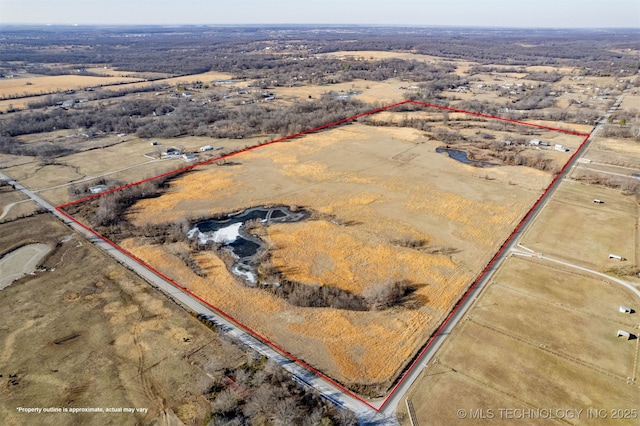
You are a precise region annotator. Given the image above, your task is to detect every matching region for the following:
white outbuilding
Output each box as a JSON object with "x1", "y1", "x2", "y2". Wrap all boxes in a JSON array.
[
  {"x1": 89, "y1": 184, "x2": 108, "y2": 194},
  {"x1": 617, "y1": 330, "x2": 632, "y2": 340},
  {"x1": 619, "y1": 306, "x2": 633, "y2": 314}
]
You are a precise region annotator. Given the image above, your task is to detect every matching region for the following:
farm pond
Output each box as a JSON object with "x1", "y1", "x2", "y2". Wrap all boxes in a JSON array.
[
  {"x1": 436, "y1": 147, "x2": 496, "y2": 167},
  {"x1": 187, "y1": 206, "x2": 308, "y2": 283}
]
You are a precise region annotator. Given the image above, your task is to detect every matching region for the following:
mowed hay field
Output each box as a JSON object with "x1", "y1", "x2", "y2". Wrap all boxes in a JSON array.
[
  {"x1": 0, "y1": 213, "x2": 247, "y2": 426},
  {"x1": 273, "y1": 78, "x2": 415, "y2": 105},
  {"x1": 0, "y1": 74, "x2": 142, "y2": 98},
  {"x1": 521, "y1": 180, "x2": 638, "y2": 270},
  {"x1": 0, "y1": 70, "x2": 235, "y2": 112},
  {"x1": 119, "y1": 118, "x2": 560, "y2": 392},
  {"x1": 399, "y1": 255, "x2": 640, "y2": 425}
]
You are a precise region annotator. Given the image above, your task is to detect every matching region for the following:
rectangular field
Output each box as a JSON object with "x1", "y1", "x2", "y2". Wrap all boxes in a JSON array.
[
  {"x1": 521, "y1": 178, "x2": 637, "y2": 270},
  {"x1": 60, "y1": 102, "x2": 588, "y2": 398},
  {"x1": 400, "y1": 255, "x2": 640, "y2": 425}
]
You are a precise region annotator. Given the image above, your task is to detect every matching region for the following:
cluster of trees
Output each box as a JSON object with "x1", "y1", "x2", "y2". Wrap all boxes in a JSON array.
[
  {"x1": 3, "y1": 26, "x2": 637, "y2": 78},
  {"x1": 74, "y1": 173, "x2": 180, "y2": 231},
  {"x1": 258, "y1": 257, "x2": 415, "y2": 311},
  {"x1": 573, "y1": 170, "x2": 640, "y2": 197},
  {"x1": 0, "y1": 132, "x2": 79, "y2": 158},
  {"x1": 136, "y1": 96, "x2": 373, "y2": 139},
  {"x1": 0, "y1": 95, "x2": 372, "y2": 150},
  {"x1": 488, "y1": 150, "x2": 558, "y2": 172},
  {"x1": 204, "y1": 355, "x2": 357, "y2": 425},
  {"x1": 24, "y1": 83, "x2": 170, "y2": 109},
  {"x1": 603, "y1": 110, "x2": 640, "y2": 140},
  {"x1": 525, "y1": 71, "x2": 564, "y2": 82},
  {"x1": 507, "y1": 84, "x2": 556, "y2": 110}
]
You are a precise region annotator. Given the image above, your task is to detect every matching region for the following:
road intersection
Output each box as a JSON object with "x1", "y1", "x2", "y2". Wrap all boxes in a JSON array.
[{"x1": 1, "y1": 77, "x2": 636, "y2": 423}]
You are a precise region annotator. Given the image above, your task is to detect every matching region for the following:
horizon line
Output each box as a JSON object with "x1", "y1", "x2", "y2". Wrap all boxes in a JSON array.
[{"x1": 1, "y1": 23, "x2": 638, "y2": 31}]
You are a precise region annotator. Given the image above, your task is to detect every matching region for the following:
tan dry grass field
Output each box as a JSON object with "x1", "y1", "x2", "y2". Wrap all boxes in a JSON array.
[
  {"x1": 99, "y1": 71, "x2": 236, "y2": 93},
  {"x1": 399, "y1": 255, "x2": 640, "y2": 425},
  {"x1": 618, "y1": 92, "x2": 640, "y2": 111},
  {"x1": 273, "y1": 78, "x2": 415, "y2": 105},
  {"x1": 0, "y1": 71, "x2": 236, "y2": 112},
  {"x1": 319, "y1": 50, "x2": 479, "y2": 76},
  {"x1": 521, "y1": 181, "x2": 637, "y2": 271},
  {"x1": 589, "y1": 137, "x2": 640, "y2": 161},
  {"x1": 0, "y1": 186, "x2": 41, "y2": 223},
  {"x1": 320, "y1": 50, "x2": 459, "y2": 63},
  {"x1": 0, "y1": 74, "x2": 143, "y2": 99},
  {"x1": 84, "y1": 67, "x2": 173, "y2": 80},
  {"x1": 0, "y1": 212, "x2": 248, "y2": 426},
  {"x1": 117, "y1": 119, "x2": 563, "y2": 391}
]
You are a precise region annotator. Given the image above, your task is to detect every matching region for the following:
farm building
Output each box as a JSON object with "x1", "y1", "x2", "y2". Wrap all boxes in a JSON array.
[
  {"x1": 593, "y1": 199, "x2": 604, "y2": 204},
  {"x1": 529, "y1": 139, "x2": 541, "y2": 146},
  {"x1": 200, "y1": 145, "x2": 213, "y2": 152},
  {"x1": 619, "y1": 306, "x2": 633, "y2": 314},
  {"x1": 89, "y1": 185, "x2": 108, "y2": 194},
  {"x1": 617, "y1": 330, "x2": 633, "y2": 340},
  {"x1": 609, "y1": 254, "x2": 624, "y2": 261},
  {"x1": 182, "y1": 153, "x2": 196, "y2": 162},
  {"x1": 554, "y1": 144, "x2": 569, "y2": 152}
]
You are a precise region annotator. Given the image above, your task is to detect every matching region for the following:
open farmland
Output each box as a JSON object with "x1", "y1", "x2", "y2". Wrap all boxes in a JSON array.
[
  {"x1": 1, "y1": 131, "x2": 269, "y2": 207},
  {"x1": 397, "y1": 119, "x2": 640, "y2": 424},
  {"x1": 0, "y1": 74, "x2": 143, "y2": 99},
  {"x1": 398, "y1": 251, "x2": 640, "y2": 425},
  {"x1": 0, "y1": 213, "x2": 248, "y2": 426},
  {"x1": 520, "y1": 182, "x2": 638, "y2": 270},
  {"x1": 64, "y1": 107, "x2": 588, "y2": 396},
  {"x1": 2, "y1": 25, "x2": 638, "y2": 422}
]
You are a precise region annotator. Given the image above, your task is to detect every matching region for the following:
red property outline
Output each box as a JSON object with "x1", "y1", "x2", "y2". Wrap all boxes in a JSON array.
[{"x1": 56, "y1": 101, "x2": 591, "y2": 412}]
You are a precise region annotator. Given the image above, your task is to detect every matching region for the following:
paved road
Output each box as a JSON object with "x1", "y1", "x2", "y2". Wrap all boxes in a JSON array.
[
  {"x1": 1, "y1": 76, "x2": 635, "y2": 423},
  {"x1": 0, "y1": 171, "x2": 393, "y2": 425},
  {"x1": 377, "y1": 74, "x2": 638, "y2": 417}
]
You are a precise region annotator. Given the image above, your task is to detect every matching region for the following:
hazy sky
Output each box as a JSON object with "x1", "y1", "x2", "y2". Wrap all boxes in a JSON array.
[{"x1": 1, "y1": 0, "x2": 639, "y2": 28}]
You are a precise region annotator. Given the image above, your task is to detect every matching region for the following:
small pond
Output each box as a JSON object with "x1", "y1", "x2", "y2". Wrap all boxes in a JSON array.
[
  {"x1": 436, "y1": 147, "x2": 496, "y2": 167},
  {"x1": 187, "y1": 206, "x2": 308, "y2": 284}
]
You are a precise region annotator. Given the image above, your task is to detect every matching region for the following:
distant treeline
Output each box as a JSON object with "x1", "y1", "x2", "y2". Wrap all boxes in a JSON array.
[
  {"x1": 1, "y1": 26, "x2": 637, "y2": 75},
  {"x1": 0, "y1": 96, "x2": 372, "y2": 157}
]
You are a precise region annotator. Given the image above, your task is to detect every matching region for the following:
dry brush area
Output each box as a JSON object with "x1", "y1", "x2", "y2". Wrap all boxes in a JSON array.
[{"x1": 60, "y1": 114, "x2": 583, "y2": 396}]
